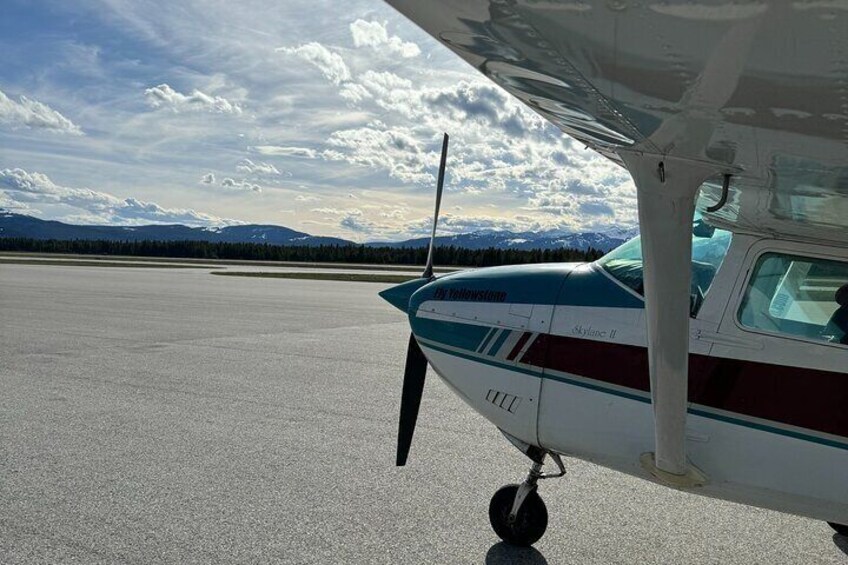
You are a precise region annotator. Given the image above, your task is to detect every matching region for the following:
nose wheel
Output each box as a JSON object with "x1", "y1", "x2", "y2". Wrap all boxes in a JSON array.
[{"x1": 488, "y1": 452, "x2": 565, "y2": 547}]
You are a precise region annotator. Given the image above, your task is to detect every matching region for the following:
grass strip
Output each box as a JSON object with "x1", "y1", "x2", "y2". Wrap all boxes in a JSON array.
[{"x1": 210, "y1": 271, "x2": 417, "y2": 284}]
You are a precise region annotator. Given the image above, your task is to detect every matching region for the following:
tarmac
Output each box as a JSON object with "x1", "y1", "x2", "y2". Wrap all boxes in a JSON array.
[{"x1": 1, "y1": 264, "x2": 846, "y2": 564}]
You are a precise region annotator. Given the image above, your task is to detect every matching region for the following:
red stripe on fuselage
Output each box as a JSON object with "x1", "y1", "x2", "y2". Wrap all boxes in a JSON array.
[
  {"x1": 506, "y1": 332, "x2": 532, "y2": 361},
  {"x1": 520, "y1": 334, "x2": 848, "y2": 439}
]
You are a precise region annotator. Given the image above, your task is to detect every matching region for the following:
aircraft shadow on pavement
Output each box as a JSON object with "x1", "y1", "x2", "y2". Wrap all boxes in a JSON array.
[
  {"x1": 485, "y1": 541, "x2": 548, "y2": 565},
  {"x1": 834, "y1": 533, "x2": 848, "y2": 557}
]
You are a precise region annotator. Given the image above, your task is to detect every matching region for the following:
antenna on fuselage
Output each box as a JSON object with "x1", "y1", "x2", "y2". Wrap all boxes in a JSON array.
[{"x1": 422, "y1": 133, "x2": 449, "y2": 279}]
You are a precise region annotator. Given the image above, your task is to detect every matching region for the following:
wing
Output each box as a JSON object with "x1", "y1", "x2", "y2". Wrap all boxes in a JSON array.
[
  {"x1": 387, "y1": 0, "x2": 848, "y2": 245},
  {"x1": 387, "y1": 0, "x2": 848, "y2": 484}
]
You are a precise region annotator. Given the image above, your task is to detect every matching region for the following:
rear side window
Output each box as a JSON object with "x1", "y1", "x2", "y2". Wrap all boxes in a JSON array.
[{"x1": 738, "y1": 253, "x2": 848, "y2": 345}]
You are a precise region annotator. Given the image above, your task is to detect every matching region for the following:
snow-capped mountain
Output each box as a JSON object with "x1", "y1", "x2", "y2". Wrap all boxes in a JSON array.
[
  {"x1": 0, "y1": 211, "x2": 354, "y2": 247},
  {"x1": 367, "y1": 228, "x2": 638, "y2": 252},
  {"x1": 0, "y1": 211, "x2": 637, "y2": 252}
]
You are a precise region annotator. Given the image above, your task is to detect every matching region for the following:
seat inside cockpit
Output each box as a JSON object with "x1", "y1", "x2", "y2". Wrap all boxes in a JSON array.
[{"x1": 822, "y1": 284, "x2": 848, "y2": 345}]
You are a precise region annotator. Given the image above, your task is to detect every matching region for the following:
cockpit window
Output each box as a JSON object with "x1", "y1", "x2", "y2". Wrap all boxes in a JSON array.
[{"x1": 596, "y1": 219, "x2": 732, "y2": 316}]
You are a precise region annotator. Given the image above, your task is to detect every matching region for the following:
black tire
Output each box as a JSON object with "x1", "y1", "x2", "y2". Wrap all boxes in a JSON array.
[
  {"x1": 828, "y1": 522, "x2": 848, "y2": 536},
  {"x1": 488, "y1": 484, "x2": 548, "y2": 547}
]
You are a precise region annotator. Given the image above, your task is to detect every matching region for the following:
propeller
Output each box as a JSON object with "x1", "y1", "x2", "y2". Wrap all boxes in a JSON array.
[
  {"x1": 422, "y1": 133, "x2": 449, "y2": 280},
  {"x1": 396, "y1": 132, "x2": 449, "y2": 466},
  {"x1": 396, "y1": 333, "x2": 428, "y2": 466}
]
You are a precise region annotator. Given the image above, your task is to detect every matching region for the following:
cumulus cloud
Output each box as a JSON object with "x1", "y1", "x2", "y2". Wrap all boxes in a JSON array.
[
  {"x1": 323, "y1": 126, "x2": 433, "y2": 184},
  {"x1": 144, "y1": 84, "x2": 242, "y2": 114},
  {"x1": 0, "y1": 89, "x2": 82, "y2": 135},
  {"x1": 358, "y1": 70, "x2": 413, "y2": 97},
  {"x1": 295, "y1": 194, "x2": 320, "y2": 202},
  {"x1": 399, "y1": 213, "x2": 548, "y2": 236},
  {"x1": 340, "y1": 212, "x2": 376, "y2": 233},
  {"x1": 349, "y1": 19, "x2": 420, "y2": 58},
  {"x1": 276, "y1": 43, "x2": 350, "y2": 85},
  {"x1": 220, "y1": 177, "x2": 261, "y2": 192},
  {"x1": 0, "y1": 168, "x2": 237, "y2": 226},
  {"x1": 339, "y1": 83, "x2": 370, "y2": 103},
  {"x1": 272, "y1": 43, "x2": 637, "y2": 231},
  {"x1": 331, "y1": 209, "x2": 560, "y2": 240},
  {"x1": 201, "y1": 172, "x2": 216, "y2": 184},
  {"x1": 311, "y1": 207, "x2": 348, "y2": 215},
  {"x1": 236, "y1": 158, "x2": 280, "y2": 176}
]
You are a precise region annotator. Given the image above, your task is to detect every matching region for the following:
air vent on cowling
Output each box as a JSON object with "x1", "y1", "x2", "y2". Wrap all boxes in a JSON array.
[{"x1": 486, "y1": 389, "x2": 521, "y2": 414}]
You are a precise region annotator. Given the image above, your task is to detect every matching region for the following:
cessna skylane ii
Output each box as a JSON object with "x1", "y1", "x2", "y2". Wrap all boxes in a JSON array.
[{"x1": 378, "y1": 0, "x2": 848, "y2": 547}]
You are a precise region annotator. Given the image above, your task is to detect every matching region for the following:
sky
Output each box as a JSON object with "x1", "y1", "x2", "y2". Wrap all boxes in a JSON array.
[{"x1": 0, "y1": 0, "x2": 638, "y2": 241}]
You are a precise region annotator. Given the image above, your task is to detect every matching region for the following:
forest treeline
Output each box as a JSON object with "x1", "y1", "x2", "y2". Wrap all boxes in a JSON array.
[{"x1": 0, "y1": 237, "x2": 604, "y2": 267}]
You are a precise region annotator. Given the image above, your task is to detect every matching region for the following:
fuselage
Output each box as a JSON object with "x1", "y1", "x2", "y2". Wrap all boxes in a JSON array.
[{"x1": 385, "y1": 229, "x2": 848, "y2": 524}]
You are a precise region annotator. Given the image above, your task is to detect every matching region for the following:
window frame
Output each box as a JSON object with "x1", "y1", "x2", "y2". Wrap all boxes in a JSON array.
[{"x1": 732, "y1": 242, "x2": 848, "y2": 350}]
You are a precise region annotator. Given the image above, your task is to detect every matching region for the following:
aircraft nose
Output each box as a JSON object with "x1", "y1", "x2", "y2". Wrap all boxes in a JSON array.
[{"x1": 379, "y1": 277, "x2": 432, "y2": 313}]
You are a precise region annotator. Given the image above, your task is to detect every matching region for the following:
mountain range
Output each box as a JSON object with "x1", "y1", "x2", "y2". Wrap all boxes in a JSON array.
[
  {"x1": 365, "y1": 228, "x2": 636, "y2": 252},
  {"x1": 0, "y1": 211, "x2": 635, "y2": 252}
]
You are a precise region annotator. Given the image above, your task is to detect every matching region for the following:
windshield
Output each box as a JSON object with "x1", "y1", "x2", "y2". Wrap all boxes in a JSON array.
[{"x1": 596, "y1": 219, "x2": 732, "y2": 315}]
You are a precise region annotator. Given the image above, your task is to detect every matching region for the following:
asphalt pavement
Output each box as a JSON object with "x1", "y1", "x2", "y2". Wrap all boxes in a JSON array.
[{"x1": 1, "y1": 264, "x2": 845, "y2": 564}]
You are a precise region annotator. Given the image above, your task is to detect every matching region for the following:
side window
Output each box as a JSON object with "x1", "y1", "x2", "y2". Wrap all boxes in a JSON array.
[{"x1": 738, "y1": 253, "x2": 848, "y2": 345}]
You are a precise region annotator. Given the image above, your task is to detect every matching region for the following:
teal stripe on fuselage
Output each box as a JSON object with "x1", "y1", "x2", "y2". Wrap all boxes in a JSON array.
[
  {"x1": 409, "y1": 262, "x2": 644, "y2": 312},
  {"x1": 412, "y1": 317, "x2": 491, "y2": 353},
  {"x1": 477, "y1": 327, "x2": 497, "y2": 353},
  {"x1": 488, "y1": 329, "x2": 511, "y2": 356}
]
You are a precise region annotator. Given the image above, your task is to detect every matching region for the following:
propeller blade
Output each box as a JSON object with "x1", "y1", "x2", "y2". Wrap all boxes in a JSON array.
[
  {"x1": 422, "y1": 133, "x2": 449, "y2": 279},
  {"x1": 397, "y1": 333, "x2": 428, "y2": 466}
]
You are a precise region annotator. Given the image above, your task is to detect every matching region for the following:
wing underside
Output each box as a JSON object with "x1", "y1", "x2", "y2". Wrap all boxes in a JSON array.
[{"x1": 387, "y1": 0, "x2": 848, "y2": 245}]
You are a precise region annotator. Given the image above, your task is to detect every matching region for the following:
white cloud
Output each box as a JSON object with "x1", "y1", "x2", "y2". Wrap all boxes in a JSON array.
[
  {"x1": 251, "y1": 145, "x2": 318, "y2": 159},
  {"x1": 339, "y1": 83, "x2": 371, "y2": 103},
  {"x1": 276, "y1": 42, "x2": 350, "y2": 85},
  {"x1": 323, "y1": 126, "x2": 433, "y2": 184},
  {"x1": 220, "y1": 177, "x2": 261, "y2": 192},
  {"x1": 0, "y1": 89, "x2": 82, "y2": 135},
  {"x1": 340, "y1": 212, "x2": 376, "y2": 233},
  {"x1": 144, "y1": 83, "x2": 242, "y2": 114},
  {"x1": 0, "y1": 168, "x2": 237, "y2": 226},
  {"x1": 236, "y1": 158, "x2": 280, "y2": 176},
  {"x1": 2, "y1": 0, "x2": 639, "y2": 238},
  {"x1": 349, "y1": 19, "x2": 420, "y2": 58},
  {"x1": 201, "y1": 172, "x2": 216, "y2": 184},
  {"x1": 275, "y1": 54, "x2": 637, "y2": 232},
  {"x1": 358, "y1": 70, "x2": 413, "y2": 97},
  {"x1": 311, "y1": 207, "x2": 348, "y2": 215}
]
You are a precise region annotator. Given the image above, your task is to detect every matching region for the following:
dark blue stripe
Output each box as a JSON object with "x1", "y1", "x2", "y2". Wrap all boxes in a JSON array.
[
  {"x1": 488, "y1": 330, "x2": 511, "y2": 356},
  {"x1": 412, "y1": 318, "x2": 491, "y2": 352},
  {"x1": 477, "y1": 327, "x2": 496, "y2": 353}
]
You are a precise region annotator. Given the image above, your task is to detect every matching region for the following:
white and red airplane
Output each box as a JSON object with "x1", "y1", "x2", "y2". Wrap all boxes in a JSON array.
[{"x1": 379, "y1": 1, "x2": 848, "y2": 547}]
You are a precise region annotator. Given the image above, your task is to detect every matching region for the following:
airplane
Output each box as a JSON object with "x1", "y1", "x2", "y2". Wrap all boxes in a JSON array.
[{"x1": 377, "y1": 1, "x2": 848, "y2": 547}]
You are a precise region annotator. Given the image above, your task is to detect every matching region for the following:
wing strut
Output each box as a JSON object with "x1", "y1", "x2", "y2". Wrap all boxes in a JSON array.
[{"x1": 622, "y1": 154, "x2": 713, "y2": 486}]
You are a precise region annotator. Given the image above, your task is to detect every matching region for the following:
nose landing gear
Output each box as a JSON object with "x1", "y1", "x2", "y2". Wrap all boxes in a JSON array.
[{"x1": 488, "y1": 452, "x2": 566, "y2": 546}]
